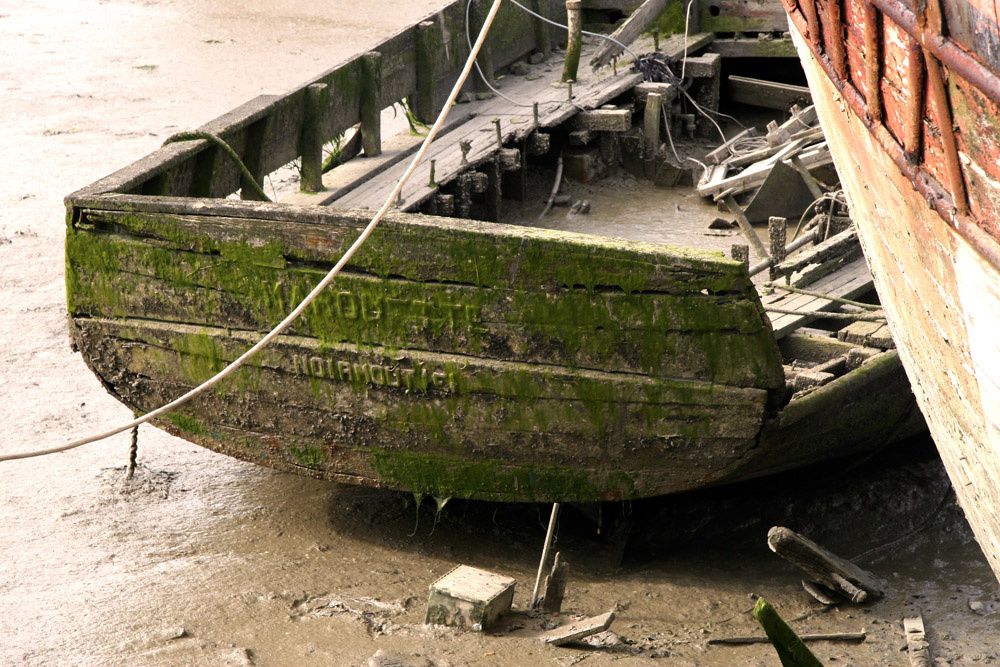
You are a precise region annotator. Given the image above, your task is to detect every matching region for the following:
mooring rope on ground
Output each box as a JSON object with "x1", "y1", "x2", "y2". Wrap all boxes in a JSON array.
[{"x1": 0, "y1": 0, "x2": 507, "y2": 463}]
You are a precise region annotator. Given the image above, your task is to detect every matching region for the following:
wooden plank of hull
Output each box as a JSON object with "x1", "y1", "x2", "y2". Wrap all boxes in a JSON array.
[
  {"x1": 66, "y1": 203, "x2": 785, "y2": 390},
  {"x1": 71, "y1": 317, "x2": 768, "y2": 502},
  {"x1": 792, "y1": 24, "x2": 1000, "y2": 579}
]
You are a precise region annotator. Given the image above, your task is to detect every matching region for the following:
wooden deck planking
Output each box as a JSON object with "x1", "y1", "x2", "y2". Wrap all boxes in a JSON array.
[
  {"x1": 761, "y1": 257, "x2": 874, "y2": 338},
  {"x1": 330, "y1": 55, "x2": 642, "y2": 212}
]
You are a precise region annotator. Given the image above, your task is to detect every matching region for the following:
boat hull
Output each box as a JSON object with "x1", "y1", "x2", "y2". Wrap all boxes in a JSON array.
[{"x1": 790, "y1": 23, "x2": 1000, "y2": 578}]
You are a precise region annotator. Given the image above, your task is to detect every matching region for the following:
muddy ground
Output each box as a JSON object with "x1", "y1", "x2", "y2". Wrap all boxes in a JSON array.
[{"x1": 1, "y1": 1, "x2": 998, "y2": 665}]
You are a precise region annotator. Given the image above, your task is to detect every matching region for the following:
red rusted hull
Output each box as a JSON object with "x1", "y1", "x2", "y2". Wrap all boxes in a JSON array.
[{"x1": 784, "y1": 4, "x2": 1000, "y2": 580}]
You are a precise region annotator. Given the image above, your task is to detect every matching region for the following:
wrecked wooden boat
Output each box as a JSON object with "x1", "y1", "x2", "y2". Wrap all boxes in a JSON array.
[
  {"x1": 66, "y1": 0, "x2": 923, "y2": 502},
  {"x1": 781, "y1": 0, "x2": 1000, "y2": 578}
]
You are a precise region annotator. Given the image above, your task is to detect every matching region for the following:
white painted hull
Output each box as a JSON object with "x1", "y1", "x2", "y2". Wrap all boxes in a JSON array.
[{"x1": 792, "y1": 24, "x2": 1000, "y2": 579}]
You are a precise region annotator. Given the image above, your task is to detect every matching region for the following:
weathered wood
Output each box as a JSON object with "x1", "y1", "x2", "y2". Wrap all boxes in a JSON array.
[
  {"x1": 767, "y1": 526, "x2": 884, "y2": 603},
  {"x1": 705, "y1": 127, "x2": 758, "y2": 165},
  {"x1": 762, "y1": 257, "x2": 875, "y2": 338},
  {"x1": 426, "y1": 565, "x2": 515, "y2": 630},
  {"x1": 563, "y1": 0, "x2": 583, "y2": 82},
  {"x1": 774, "y1": 227, "x2": 859, "y2": 277},
  {"x1": 903, "y1": 616, "x2": 932, "y2": 667},
  {"x1": 708, "y1": 630, "x2": 866, "y2": 645},
  {"x1": 571, "y1": 108, "x2": 632, "y2": 132},
  {"x1": 720, "y1": 193, "x2": 771, "y2": 261},
  {"x1": 699, "y1": 141, "x2": 832, "y2": 197},
  {"x1": 360, "y1": 52, "x2": 384, "y2": 157},
  {"x1": 299, "y1": 83, "x2": 329, "y2": 193},
  {"x1": 731, "y1": 244, "x2": 750, "y2": 267},
  {"x1": 530, "y1": 0, "x2": 552, "y2": 56},
  {"x1": 539, "y1": 552, "x2": 568, "y2": 614},
  {"x1": 540, "y1": 611, "x2": 615, "y2": 645},
  {"x1": 751, "y1": 598, "x2": 824, "y2": 667},
  {"x1": 644, "y1": 92, "x2": 663, "y2": 178},
  {"x1": 71, "y1": 316, "x2": 772, "y2": 501},
  {"x1": 633, "y1": 82, "x2": 676, "y2": 105},
  {"x1": 68, "y1": 201, "x2": 781, "y2": 387},
  {"x1": 239, "y1": 115, "x2": 271, "y2": 201},
  {"x1": 726, "y1": 75, "x2": 812, "y2": 110},
  {"x1": 414, "y1": 21, "x2": 440, "y2": 124},
  {"x1": 470, "y1": 0, "x2": 497, "y2": 92},
  {"x1": 527, "y1": 131, "x2": 551, "y2": 155},
  {"x1": 589, "y1": 0, "x2": 672, "y2": 69},
  {"x1": 768, "y1": 216, "x2": 787, "y2": 280}
]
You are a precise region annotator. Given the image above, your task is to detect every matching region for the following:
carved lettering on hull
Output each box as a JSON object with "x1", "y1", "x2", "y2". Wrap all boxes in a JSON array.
[
  {"x1": 292, "y1": 353, "x2": 460, "y2": 393},
  {"x1": 331, "y1": 290, "x2": 481, "y2": 330}
]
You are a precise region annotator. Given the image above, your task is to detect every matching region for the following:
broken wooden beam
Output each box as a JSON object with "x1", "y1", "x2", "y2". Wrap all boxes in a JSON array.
[
  {"x1": 539, "y1": 611, "x2": 615, "y2": 646},
  {"x1": 767, "y1": 526, "x2": 884, "y2": 603},
  {"x1": 774, "y1": 227, "x2": 859, "y2": 278},
  {"x1": 590, "y1": 0, "x2": 672, "y2": 69},
  {"x1": 539, "y1": 552, "x2": 568, "y2": 614},
  {"x1": 727, "y1": 75, "x2": 813, "y2": 110},
  {"x1": 705, "y1": 127, "x2": 759, "y2": 165}
]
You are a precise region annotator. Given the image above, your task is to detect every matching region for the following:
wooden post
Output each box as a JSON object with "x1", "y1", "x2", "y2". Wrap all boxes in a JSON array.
[
  {"x1": 485, "y1": 156, "x2": 502, "y2": 221},
  {"x1": 562, "y1": 1, "x2": 582, "y2": 83},
  {"x1": 644, "y1": 92, "x2": 663, "y2": 178},
  {"x1": 721, "y1": 191, "x2": 771, "y2": 261},
  {"x1": 731, "y1": 244, "x2": 750, "y2": 267},
  {"x1": 414, "y1": 21, "x2": 439, "y2": 125},
  {"x1": 457, "y1": 173, "x2": 473, "y2": 218},
  {"x1": 471, "y1": 0, "x2": 496, "y2": 95},
  {"x1": 529, "y1": 0, "x2": 552, "y2": 57},
  {"x1": 360, "y1": 51, "x2": 383, "y2": 157},
  {"x1": 240, "y1": 116, "x2": 271, "y2": 201},
  {"x1": 299, "y1": 83, "x2": 328, "y2": 193},
  {"x1": 768, "y1": 216, "x2": 787, "y2": 281}
]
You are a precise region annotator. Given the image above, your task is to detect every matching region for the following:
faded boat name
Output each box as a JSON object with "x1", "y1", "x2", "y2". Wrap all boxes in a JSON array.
[
  {"x1": 292, "y1": 354, "x2": 460, "y2": 393},
  {"x1": 328, "y1": 291, "x2": 481, "y2": 328}
]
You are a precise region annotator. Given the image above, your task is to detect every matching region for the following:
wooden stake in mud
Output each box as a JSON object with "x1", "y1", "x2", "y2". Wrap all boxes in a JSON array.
[
  {"x1": 562, "y1": 1, "x2": 582, "y2": 83},
  {"x1": 532, "y1": 503, "x2": 561, "y2": 608},
  {"x1": 471, "y1": 0, "x2": 497, "y2": 93},
  {"x1": 360, "y1": 51, "x2": 384, "y2": 157},
  {"x1": 299, "y1": 83, "x2": 328, "y2": 193},
  {"x1": 768, "y1": 216, "x2": 787, "y2": 281}
]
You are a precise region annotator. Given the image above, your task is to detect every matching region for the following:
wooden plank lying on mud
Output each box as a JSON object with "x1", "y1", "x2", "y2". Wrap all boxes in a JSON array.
[
  {"x1": 68, "y1": 203, "x2": 785, "y2": 388},
  {"x1": 726, "y1": 75, "x2": 812, "y2": 110},
  {"x1": 70, "y1": 317, "x2": 770, "y2": 502}
]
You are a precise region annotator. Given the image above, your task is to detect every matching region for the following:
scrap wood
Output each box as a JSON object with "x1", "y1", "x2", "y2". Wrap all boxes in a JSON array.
[
  {"x1": 540, "y1": 611, "x2": 616, "y2": 646},
  {"x1": 752, "y1": 598, "x2": 824, "y2": 667},
  {"x1": 708, "y1": 629, "x2": 866, "y2": 645},
  {"x1": 767, "y1": 527, "x2": 884, "y2": 603},
  {"x1": 903, "y1": 615, "x2": 932, "y2": 667},
  {"x1": 589, "y1": 0, "x2": 672, "y2": 69}
]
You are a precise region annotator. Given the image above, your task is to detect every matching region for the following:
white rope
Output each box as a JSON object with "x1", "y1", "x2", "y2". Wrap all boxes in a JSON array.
[{"x1": 0, "y1": 0, "x2": 507, "y2": 463}]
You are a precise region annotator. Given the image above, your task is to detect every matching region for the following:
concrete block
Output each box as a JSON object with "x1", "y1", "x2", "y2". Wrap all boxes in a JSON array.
[{"x1": 425, "y1": 565, "x2": 516, "y2": 631}]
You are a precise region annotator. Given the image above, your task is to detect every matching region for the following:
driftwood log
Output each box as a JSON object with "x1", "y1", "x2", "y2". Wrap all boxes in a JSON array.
[{"x1": 767, "y1": 526, "x2": 884, "y2": 603}]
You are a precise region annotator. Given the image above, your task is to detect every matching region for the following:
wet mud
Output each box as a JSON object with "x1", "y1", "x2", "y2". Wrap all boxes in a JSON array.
[{"x1": 2, "y1": 1, "x2": 998, "y2": 665}]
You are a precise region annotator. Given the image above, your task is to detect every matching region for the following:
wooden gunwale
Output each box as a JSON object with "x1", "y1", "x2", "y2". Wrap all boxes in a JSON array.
[{"x1": 784, "y1": 0, "x2": 1000, "y2": 272}]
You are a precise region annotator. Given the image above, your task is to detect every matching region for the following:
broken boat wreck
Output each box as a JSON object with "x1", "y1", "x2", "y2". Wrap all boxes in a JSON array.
[{"x1": 66, "y1": 0, "x2": 925, "y2": 502}]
